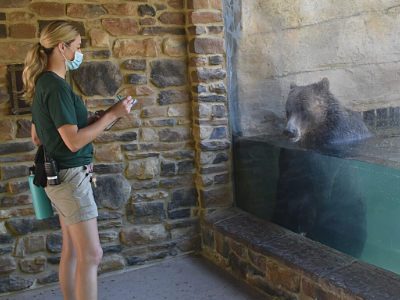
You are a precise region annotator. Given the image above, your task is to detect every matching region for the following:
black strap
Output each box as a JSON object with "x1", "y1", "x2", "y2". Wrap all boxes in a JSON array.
[{"x1": 33, "y1": 145, "x2": 47, "y2": 188}]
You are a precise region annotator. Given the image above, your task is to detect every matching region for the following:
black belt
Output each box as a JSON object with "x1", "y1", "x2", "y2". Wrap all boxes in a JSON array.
[{"x1": 58, "y1": 164, "x2": 89, "y2": 170}]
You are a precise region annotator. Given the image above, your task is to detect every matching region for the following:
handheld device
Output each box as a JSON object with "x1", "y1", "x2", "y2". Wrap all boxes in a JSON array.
[{"x1": 41, "y1": 131, "x2": 60, "y2": 185}]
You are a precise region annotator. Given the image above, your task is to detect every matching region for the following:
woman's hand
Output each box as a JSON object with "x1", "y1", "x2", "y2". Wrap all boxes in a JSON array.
[
  {"x1": 91, "y1": 110, "x2": 105, "y2": 124},
  {"x1": 106, "y1": 96, "x2": 134, "y2": 119},
  {"x1": 87, "y1": 111, "x2": 103, "y2": 125}
]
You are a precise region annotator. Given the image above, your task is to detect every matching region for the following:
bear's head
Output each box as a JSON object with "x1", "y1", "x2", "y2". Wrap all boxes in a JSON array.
[{"x1": 284, "y1": 77, "x2": 333, "y2": 142}]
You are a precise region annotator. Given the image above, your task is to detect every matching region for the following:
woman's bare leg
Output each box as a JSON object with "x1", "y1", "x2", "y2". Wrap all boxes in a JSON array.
[
  {"x1": 59, "y1": 215, "x2": 77, "y2": 300},
  {"x1": 68, "y1": 218, "x2": 103, "y2": 300}
]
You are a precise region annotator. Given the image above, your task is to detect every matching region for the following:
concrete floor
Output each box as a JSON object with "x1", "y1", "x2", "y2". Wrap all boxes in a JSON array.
[{"x1": 0, "y1": 254, "x2": 267, "y2": 300}]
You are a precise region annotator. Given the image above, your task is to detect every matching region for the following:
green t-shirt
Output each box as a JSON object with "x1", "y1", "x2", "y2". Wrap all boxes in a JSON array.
[{"x1": 31, "y1": 71, "x2": 93, "y2": 168}]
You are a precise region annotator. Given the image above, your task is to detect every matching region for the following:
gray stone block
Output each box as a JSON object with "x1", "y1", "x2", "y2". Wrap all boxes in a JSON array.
[
  {"x1": 169, "y1": 188, "x2": 198, "y2": 210},
  {"x1": 159, "y1": 128, "x2": 190, "y2": 142},
  {"x1": 203, "y1": 226, "x2": 215, "y2": 249},
  {"x1": 212, "y1": 152, "x2": 229, "y2": 164},
  {"x1": 210, "y1": 127, "x2": 227, "y2": 139},
  {"x1": 150, "y1": 60, "x2": 187, "y2": 88},
  {"x1": 128, "y1": 73, "x2": 147, "y2": 84},
  {"x1": 0, "y1": 24, "x2": 8, "y2": 38},
  {"x1": 47, "y1": 256, "x2": 61, "y2": 265},
  {"x1": 37, "y1": 271, "x2": 59, "y2": 284},
  {"x1": 139, "y1": 4, "x2": 156, "y2": 17},
  {"x1": 1, "y1": 165, "x2": 29, "y2": 181},
  {"x1": 72, "y1": 61, "x2": 123, "y2": 97},
  {"x1": 122, "y1": 144, "x2": 139, "y2": 151},
  {"x1": 97, "y1": 211, "x2": 123, "y2": 222},
  {"x1": 192, "y1": 85, "x2": 207, "y2": 94},
  {"x1": 161, "y1": 161, "x2": 176, "y2": 176},
  {"x1": 0, "y1": 235, "x2": 13, "y2": 245},
  {"x1": 158, "y1": 90, "x2": 191, "y2": 105},
  {"x1": 47, "y1": 232, "x2": 63, "y2": 253},
  {"x1": 169, "y1": 209, "x2": 191, "y2": 219},
  {"x1": 196, "y1": 68, "x2": 226, "y2": 83},
  {"x1": 131, "y1": 202, "x2": 167, "y2": 222},
  {"x1": 0, "y1": 275, "x2": 34, "y2": 293},
  {"x1": 124, "y1": 59, "x2": 146, "y2": 71},
  {"x1": 177, "y1": 160, "x2": 195, "y2": 174},
  {"x1": 196, "y1": 95, "x2": 226, "y2": 103},
  {"x1": 0, "y1": 247, "x2": 12, "y2": 255},
  {"x1": 142, "y1": 26, "x2": 186, "y2": 36},
  {"x1": 0, "y1": 256, "x2": 16, "y2": 274},
  {"x1": 155, "y1": 3, "x2": 167, "y2": 10},
  {"x1": 93, "y1": 174, "x2": 131, "y2": 209},
  {"x1": 7, "y1": 215, "x2": 60, "y2": 235},
  {"x1": 209, "y1": 83, "x2": 226, "y2": 93},
  {"x1": 93, "y1": 163, "x2": 124, "y2": 174},
  {"x1": 20, "y1": 255, "x2": 46, "y2": 273},
  {"x1": 0, "y1": 142, "x2": 35, "y2": 156},
  {"x1": 199, "y1": 140, "x2": 231, "y2": 151},
  {"x1": 99, "y1": 231, "x2": 118, "y2": 243},
  {"x1": 102, "y1": 245, "x2": 124, "y2": 254},
  {"x1": 210, "y1": 55, "x2": 223, "y2": 65},
  {"x1": 1, "y1": 195, "x2": 32, "y2": 207},
  {"x1": 212, "y1": 105, "x2": 227, "y2": 118}
]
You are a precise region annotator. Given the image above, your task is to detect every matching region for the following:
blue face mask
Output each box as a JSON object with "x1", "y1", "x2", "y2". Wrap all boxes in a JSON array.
[{"x1": 61, "y1": 43, "x2": 83, "y2": 71}]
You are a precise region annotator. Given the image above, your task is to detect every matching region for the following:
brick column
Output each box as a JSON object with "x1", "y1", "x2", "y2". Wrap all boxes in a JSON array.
[{"x1": 186, "y1": 0, "x2": 233, "y2": 216}]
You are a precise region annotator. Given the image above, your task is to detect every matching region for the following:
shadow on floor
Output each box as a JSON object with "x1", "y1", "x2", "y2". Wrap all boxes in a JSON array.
[{"x1": 0, "y1": 254, "x2": 266, "y2": 300}]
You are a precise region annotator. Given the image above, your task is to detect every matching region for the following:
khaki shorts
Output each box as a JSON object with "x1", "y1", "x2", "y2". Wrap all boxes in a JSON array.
[{"x1": 45, "y1": 165, "x2": 98, "y2": 226}]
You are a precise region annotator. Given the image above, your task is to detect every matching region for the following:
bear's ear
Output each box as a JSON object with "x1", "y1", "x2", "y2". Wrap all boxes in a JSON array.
[
  {"x1": 318, "y1": 77, "x2": 330, "y2": 91},
  {"x1": 290, "y1": 82, "x2": 297, "y2": 89}
]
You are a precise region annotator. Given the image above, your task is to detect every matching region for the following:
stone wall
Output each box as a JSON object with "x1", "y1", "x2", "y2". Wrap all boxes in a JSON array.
[
  {"x1": 202, "y1": 207, "x2": 400, "y2": 300},
  {"x1": 232, "y1": 0, "x2": 400, "y2": 136},
  {"x1": 0, "y1": 0, "x2": 231, "y2": 293}
]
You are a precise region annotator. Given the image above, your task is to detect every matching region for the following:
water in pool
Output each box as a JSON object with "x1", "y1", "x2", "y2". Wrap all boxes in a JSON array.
[{"x1": 233, "y1": 134, "x2": 400, "y2": 274}]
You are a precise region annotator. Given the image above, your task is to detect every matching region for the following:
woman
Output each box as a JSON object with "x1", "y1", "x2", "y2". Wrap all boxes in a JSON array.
[{"x1": 22, "y1": 21, "x2": 133, "y2": 300}]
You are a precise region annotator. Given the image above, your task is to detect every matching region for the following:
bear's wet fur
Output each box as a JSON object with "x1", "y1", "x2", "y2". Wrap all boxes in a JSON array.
[
  {"x1": 274, "y1": 77, "x2": 369, "y2": 258},
  {"x1": 284, "y1": 77, "x2": 373, "y2": 146}
]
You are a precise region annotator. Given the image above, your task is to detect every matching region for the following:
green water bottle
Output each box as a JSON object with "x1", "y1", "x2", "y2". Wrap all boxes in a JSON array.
[{"x1": 28, "y1": 167, "x2": 53, "y2": 220}]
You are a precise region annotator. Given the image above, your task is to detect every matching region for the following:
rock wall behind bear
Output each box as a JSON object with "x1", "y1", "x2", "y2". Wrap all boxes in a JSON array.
[{"x1": 232, "y1": 0, "x2": 400, "y2": 136}]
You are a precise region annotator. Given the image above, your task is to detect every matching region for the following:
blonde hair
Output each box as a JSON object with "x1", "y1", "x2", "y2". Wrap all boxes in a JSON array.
[{"x1": 22, "y1": 21, "x2": 79, "y2": 104}]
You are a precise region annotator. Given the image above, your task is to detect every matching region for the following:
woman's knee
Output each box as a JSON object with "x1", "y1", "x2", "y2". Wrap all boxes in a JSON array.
[
  {"x1": 93, "y1": 246, "x2": 103, "y2": 265},
  {"x1": 78, "y1": 246, "x2": 103, "y2": 266}
]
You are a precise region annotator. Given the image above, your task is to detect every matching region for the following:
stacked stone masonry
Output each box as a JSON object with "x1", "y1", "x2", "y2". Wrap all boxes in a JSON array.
[
  {"x1": 202, "y1": 208, "x2": 400, "y2": 300},
  {"x1": 0, "y1": 0, "x2": 231, "y2": 294}
]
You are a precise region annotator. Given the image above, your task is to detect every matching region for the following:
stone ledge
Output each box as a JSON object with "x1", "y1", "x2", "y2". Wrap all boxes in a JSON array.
[{"x1": 201, "y1": 207, "x2": 400, "y2": 300}]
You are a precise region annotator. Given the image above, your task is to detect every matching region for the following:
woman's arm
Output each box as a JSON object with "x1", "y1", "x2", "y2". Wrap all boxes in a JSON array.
[
  {"x1": 58, "y1": 97, "x2": 133, "y2": 152},
  {"x1": 31, "y1": 123, "x2": 42, "y2": 146}
]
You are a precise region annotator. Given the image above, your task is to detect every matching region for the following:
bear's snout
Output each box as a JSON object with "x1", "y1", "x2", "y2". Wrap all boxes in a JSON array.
[{"x1": 284, "y1": 123, "x2": 301, "y2": 142}]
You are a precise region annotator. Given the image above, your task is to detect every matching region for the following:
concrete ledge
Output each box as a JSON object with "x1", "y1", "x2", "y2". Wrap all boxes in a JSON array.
[{"x1": 201, "y1": 207, "x2": 400, "y2": 300}]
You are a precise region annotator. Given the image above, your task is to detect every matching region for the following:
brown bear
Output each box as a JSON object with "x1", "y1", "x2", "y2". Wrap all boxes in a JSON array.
[
  {"x1": 284, "y1": 77, "x2": 373, "y2": 146},
  {"x1": 273, "y1": 77, "x2": 370, "y2": 258}
]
